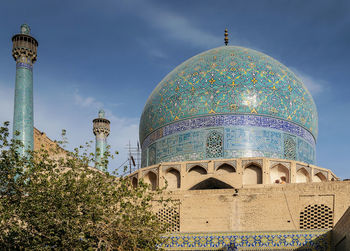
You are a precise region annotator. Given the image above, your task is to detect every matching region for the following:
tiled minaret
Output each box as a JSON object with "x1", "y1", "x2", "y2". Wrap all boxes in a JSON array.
[
  {"x1": 12, "y1": 24, "x2": 38, "y2": 156},
  {"x1": 93, "y1": 110, "x2": 110, "y2": 170}
]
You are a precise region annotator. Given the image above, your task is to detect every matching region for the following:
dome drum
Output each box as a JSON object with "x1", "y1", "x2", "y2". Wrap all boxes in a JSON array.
[{"x1": 141, "y1": 114, "x2": 315, "y2": 167}]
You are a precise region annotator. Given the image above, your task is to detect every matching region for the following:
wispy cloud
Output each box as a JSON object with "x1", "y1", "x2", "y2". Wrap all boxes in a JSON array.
[
  {"x1": 74, "y1": 91, "x2": 103, "y2": 109},
  {"x1": 147, "y1": 10, "x2": 220, "y2": 48},
  {"x1": 120, "y1": 0, "x2": 221, "y2": 49},
  {"x1": 290, "y1": 67, "x2": 325, "y2": 96}
]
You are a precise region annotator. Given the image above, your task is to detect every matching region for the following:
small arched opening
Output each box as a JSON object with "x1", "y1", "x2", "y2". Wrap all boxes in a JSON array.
[
  {"x1": 270, "y1": 164, "x2": 290, "y2": 184},
  {"x1": 190, "y1": 178, "x2": 233, "y2": 190},
  {"x1": 296, "y1": 168, "x2": 310, "y2": 183},
  {"x1": 243, "y1": 164, "x2": 262, "y2": 185},
  {"x1": 188, "y1": 165, "x2": 207, "y2": 175},
  {"x1": 143, "y1": 171, "x2": 157, "y2": 190},
  {"x1": 216, "y1": 163, "x2": 236, "y2": 174},
  {"x1": 165, "y1": 168, "x2": 181, "y2": 189},
  {"x1": 314, "y1": 172, "x2": 327, "y2": 182},
  {"x1": 132, "y1": 177, "x2": 138, "y2": 188}
]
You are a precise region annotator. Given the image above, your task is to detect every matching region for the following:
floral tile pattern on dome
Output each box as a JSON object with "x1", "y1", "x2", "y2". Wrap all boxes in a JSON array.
[
  {"x1": 159, "y1": 230, "x2": 331, "y2": 250},
  {"x1": 140, "y1": 46, "x2": 318, "y2": 144}
]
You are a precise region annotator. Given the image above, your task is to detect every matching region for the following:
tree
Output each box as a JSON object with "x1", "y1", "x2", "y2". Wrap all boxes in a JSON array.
[{"x1": 0, "y1": 122, "x2": 171, "y2": 250}]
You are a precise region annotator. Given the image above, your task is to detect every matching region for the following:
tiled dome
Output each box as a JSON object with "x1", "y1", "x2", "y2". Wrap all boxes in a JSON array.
[{"x1": 140, "y1": 46, "x2": 318, "y2": 166}]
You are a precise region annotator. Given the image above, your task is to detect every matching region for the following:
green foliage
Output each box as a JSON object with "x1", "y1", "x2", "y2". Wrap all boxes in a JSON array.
[{"x1": 0, "y1": 122, "x2": 170, "y2": 250}]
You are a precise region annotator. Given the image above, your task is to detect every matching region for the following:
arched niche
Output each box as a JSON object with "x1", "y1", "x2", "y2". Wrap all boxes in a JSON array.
[
  {"x1": 216, "y1": 163, "x2": 236, "y2": 174},
  {"x1": 296, "y1": 168, "x2": 310, "y2": 183},
  {"x1": 132, "y1": 177, "x2": 138, "y2": 188},
  {"x1": 243, "y1": 165, "x2": 262, "y2": 185},
  {"x1": 314, "y1": 172, "x2": 327, "y2": 182},
  {"x1": 270, "y1": 164, "x2": 289, "y2": 184},
  {"x1": 143, "y1": 171, "x2": 157, "y2": 190},
  {"x1": 188, "y1": 165, "x2": 207, "y2": 175},
  {"x1": 165, "y1": 168, "x2": 181, "y2": 189},
  {"x1": 190, "y1": 178, "x2": 233, "y2": 190}
]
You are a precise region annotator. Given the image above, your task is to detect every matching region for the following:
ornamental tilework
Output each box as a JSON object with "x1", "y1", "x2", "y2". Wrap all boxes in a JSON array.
[
  {"x1": 283, "y1": 134, "x2": 296, "y2": 160},
  {"x1": 158, "y1": 230, "x2": 331, "y2": 250},
  {"x1": 142, "y1": 114, "x2": 315, "y2": 150},
  {"x1": 206, "y1": 129, "x2": 224, "y2": 158},
  {"x1": 142, "y1": 125, "x2": 315, "y2": 167},
  {"x1": 140, "y1": 46, "x2": 318, "y2": 145},
  {"x1": 13, "y1": 64, "x2": 34, "y2": 156},
  {"x1": 297, "y1": 138, "x2": 315, "y2": 164}
]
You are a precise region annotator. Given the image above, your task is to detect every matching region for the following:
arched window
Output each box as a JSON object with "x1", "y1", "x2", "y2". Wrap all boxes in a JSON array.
[
  {"x1": 143, "y1": 171, "x2": 157, "y2": 190},
  {"x1": 132, "y1": 177, "x2": 138, "y2": 188},
  {"x1": 188, "y1": 165, "x2": 207, "y2": 175},
  {"x1": 243, "y1": 165, "x2": 262, "y2": 185},
  {"x1": 314, "y1": 172, "x2": 327, "y2": 182},
  {"x1": 216, "y1": 163, "x2": 236, "y2": 174},
  {"x1": 190, "y1": 178, "x2": 233, "y2": 190},
  {"x1": 270, "y1": 164, "x2": 289, "y2": 184},
  {"x1": 206, "y1": 130, "x2": 223, "y2": 158},
  {"x1": 296, "y1": 168, "x2": 310, "y2": 183},
  {"x1": 165, "y1": 168, "x2": 181, "y2": 189}
]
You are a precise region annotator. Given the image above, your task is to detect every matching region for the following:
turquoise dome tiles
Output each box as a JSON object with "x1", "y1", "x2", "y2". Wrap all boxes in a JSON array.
[{"x1": 140, "y1": 46, "x2": 318, "y2": 145}]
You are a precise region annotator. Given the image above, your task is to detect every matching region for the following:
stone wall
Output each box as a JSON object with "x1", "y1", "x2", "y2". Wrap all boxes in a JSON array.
[
  {"x1": 333, "y1": 206, "x2": 350, "y2": 251},
  {"x1": 34, "y1": 127, "x2": 67, "y2": 159},
  {"x1": 154, "y1": 180, "x2": 350, "y2": 233}
]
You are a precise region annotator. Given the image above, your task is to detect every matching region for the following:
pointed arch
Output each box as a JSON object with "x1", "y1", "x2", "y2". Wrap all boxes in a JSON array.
[
  {"x1": 314, "y1": 172, "x2": 327, "y2": 182},
  {"x1": 143, "y1": 171, "x2": 157, "y2": 190},
  {"x1": 132, "y1": 177, "x2": 138, "y2": 188},
  {"x1": 270, "y1": 164, "x2": 290, "y2": 184},
  {"x1": 216, "y1": 163, "x2": 236, "y2": 173},
  {"x1": 296, "y1": 168, "x2": 310, "y2": 183},
  {"x1": 188, "y1": 165, "x2": 207, "y2": 175},
  {"x1": 165, "y1": 168, "x2": 181, "y2": 189},
  {"x1": 243, "y1": 165, "x2": 262, "y2": 185},
  {"x1": 190, "y1": 178, "x2": 233, "y2": 190}
]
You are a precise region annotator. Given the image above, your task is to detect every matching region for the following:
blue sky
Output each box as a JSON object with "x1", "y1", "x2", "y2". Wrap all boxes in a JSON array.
[{"x1": 0, "y1": 0, "x2": 349, "y2": 178}]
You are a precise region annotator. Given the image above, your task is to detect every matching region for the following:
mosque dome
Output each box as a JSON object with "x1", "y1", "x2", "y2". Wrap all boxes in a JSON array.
[{"x1": 140, "y1": 46, "x2": 318, "y2": 167}]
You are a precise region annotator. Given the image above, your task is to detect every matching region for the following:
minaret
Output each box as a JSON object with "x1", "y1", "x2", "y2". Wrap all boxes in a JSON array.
[
  {"x1": 12, "y1": 24, "x2": 38, "y2": 156},
  {"x1": 93, "y1": 110, "x2": 110, "y2": 170}
]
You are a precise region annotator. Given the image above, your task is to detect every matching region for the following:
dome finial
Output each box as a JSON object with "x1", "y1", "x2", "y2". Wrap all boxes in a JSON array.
[
  {"x1": 98, "y1": 109, "x2": 105, "y2": 118},
  {"x1": 224, "y1": 29, "x2": 228, "y2": 46}
]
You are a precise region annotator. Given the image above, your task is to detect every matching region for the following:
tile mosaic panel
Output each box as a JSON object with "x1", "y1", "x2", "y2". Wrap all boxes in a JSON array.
[
  {"x1": 297, "y1": 138, "x2": 315, "y2": 164},
  {"x1": 142, "y1": 114, "x2": 315, "y2": 150},
  {"x1": 284, "y1": 134, "x2": 296, "y2": 160},
  {"x1": 13, "y1": 63, "x2": 34, "y2": 156},
  {"x1": 224, "y1": 127, "x2": 282, "y2": 152},
  {"x1": 206, "y1": 129, "x2": 224, "y2": 158},
  {"x1": 142, "y1": 126, "x2": 316, "y2": 167},
  {"x1": 158, "y1": 230, "x2": 331, "y2": 250},
  {"x1": 140, "y1": 46, "x2": 318, "y2": 144}
]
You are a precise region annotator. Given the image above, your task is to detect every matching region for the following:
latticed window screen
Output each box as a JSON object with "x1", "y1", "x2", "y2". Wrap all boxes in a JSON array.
[
  {"x1": 156, "y1": 207, "x2": 180, "y2": 232},
  {"x1": 299, "y1": 204, "x2": 333, "y2": 229},
  {"x1": 284, "y1": 134, "x2": 296, "y2": 160},
  {"x1": 206, "y1": 130, "x2": 223, "y2": 158},
  {"x1": 148, "y1": 145, "x2": 156, "y2": 166}
]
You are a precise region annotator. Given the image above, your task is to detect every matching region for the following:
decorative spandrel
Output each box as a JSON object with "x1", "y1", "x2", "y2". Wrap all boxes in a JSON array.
[{"x1": 140, "y1": 46, "x2": 318, "y2": 144}]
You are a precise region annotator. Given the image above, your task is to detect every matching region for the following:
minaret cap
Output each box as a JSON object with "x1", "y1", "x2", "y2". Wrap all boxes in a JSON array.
[
  {"x1": 224, "y1": 29, "x2": 228, "y2": 46},
  {"x1": 20, "y1": 24, "x2": 31, "y2": 35},
  {"x1": 93, "y1": 110, "x2": 110, "y2": 137},
  {"x1": 98, "y1": 109, "x2": 105, "y2": 118}
]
